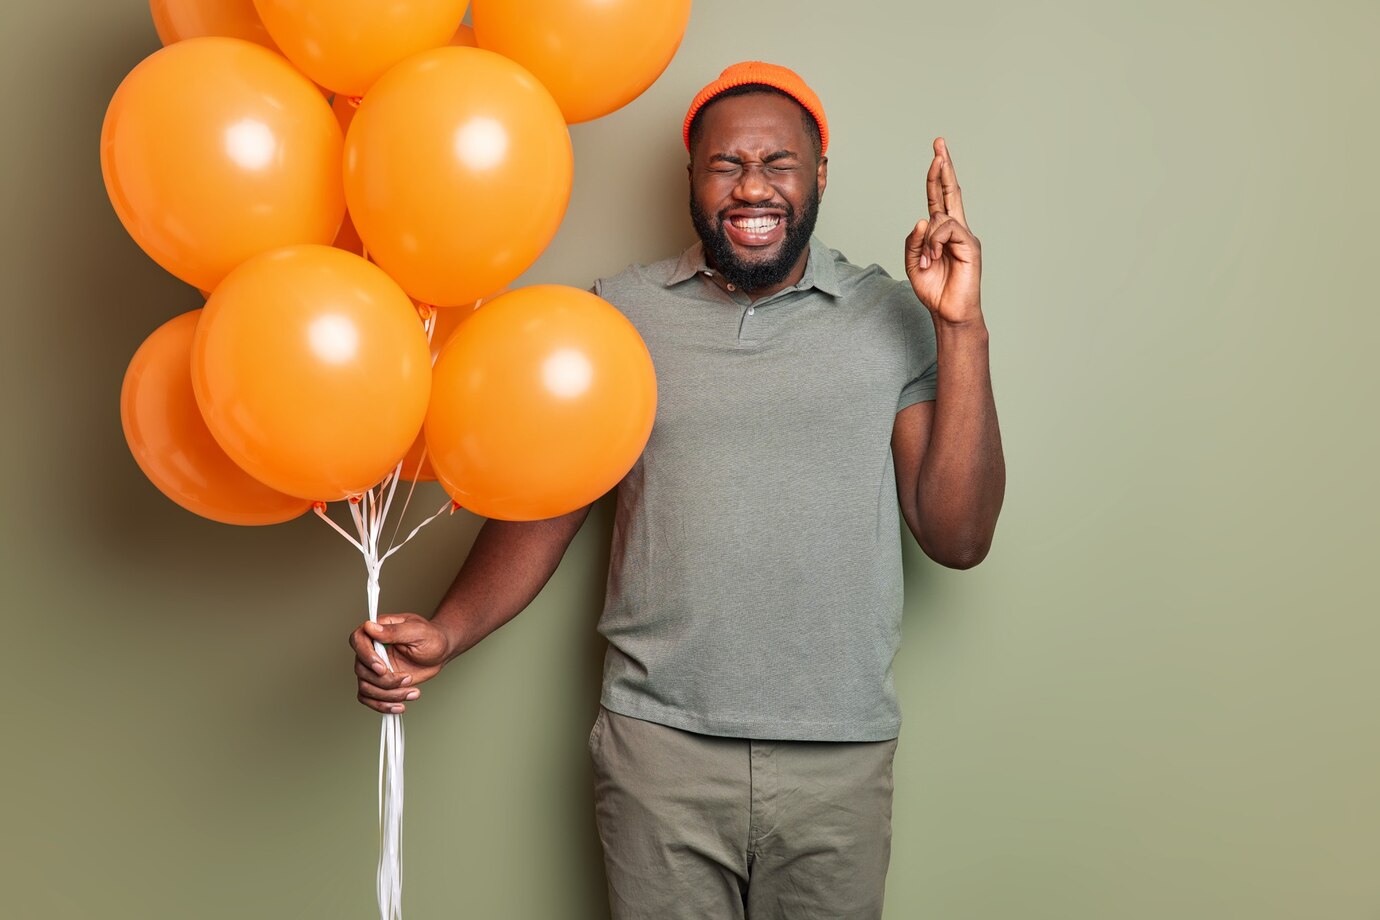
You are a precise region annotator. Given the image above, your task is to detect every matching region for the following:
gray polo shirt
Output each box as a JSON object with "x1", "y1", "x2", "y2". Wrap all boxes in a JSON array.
[{"x1": 591, "y1": 235, "x2": 938, "y2": 742}]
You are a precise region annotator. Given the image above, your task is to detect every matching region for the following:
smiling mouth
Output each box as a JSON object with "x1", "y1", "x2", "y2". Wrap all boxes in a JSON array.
[
  {"x1": 722, "y1": 211, "x2": 787, "y2": 249},
  {"x1": 728, "y1": 215, "x2": 782, "y2": 233}
]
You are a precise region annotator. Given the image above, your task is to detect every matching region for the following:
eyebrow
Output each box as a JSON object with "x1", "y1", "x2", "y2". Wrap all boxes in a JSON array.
[{"x1": 707, "y1": 149, "x2": 800, "y2": 166}]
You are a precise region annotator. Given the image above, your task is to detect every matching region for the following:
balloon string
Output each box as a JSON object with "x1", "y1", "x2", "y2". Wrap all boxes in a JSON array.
[
  {"x1": 424, "y1": 310, "x2": 438, "y2": 350},
  {"x1": 385, "y1": 309, "x2": 439, "y2": 554},
  {"x1": 314, "y1": 503, "x2": 364, "y2": 553},
  {"x1": 386, "y1": 463, "x2": 424, "y2": 556},
  {"x1": 313, "y1": 465, "x2": 452, "y2": 920},
  {"x1": 376, "y1": 464, "x2": 404, "y2": 549},
  {"x1": 382, "y1": 500, "x2": 452, "y2": 563},
  {"x1": 327, "y1": 493, "x2": 401, "y2": 920},
  {"x1": 379, "y1": 707, "x2": 404, "y2": 918}
]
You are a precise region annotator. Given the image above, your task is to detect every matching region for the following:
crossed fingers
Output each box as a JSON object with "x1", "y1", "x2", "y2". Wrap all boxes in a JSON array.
[{"x1": 926, "y1": 137, "x2": 967, "y2": 229}]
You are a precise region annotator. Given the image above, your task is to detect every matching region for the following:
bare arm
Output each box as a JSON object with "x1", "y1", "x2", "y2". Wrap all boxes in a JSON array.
[
  {"x1": 432, "y1": 504, "x2": 593, "y2": 661},
  {"x1": 892, "y1": 325, "x2": 1004, "y2": 568},
  {"x1": 893, "y1": 137, "x2": 1005, "y2": 569},
  {"x1": 347, "y1": 503, "x2": 591, "y2": 713}
]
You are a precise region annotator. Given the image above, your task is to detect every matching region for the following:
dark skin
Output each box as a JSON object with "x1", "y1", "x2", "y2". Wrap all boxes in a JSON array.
[
  {"x1": 689, "y1": 93, "x2": 828, "y2": 301},
  {"x1": 349, "y1": 94, "x2": 1004, "y2": 714},
  {"x1": 691, "y1": 94, "x2": 1003, "y2": 566},
  {"x1": 348, "y1": 506, "x2": 592, "y2": 713},
  {"x1": 892, "y1": 136, "x2": 1005, "y2": 569}
]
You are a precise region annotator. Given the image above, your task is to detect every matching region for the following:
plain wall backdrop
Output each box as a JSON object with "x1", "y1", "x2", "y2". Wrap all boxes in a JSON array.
[{"x1": 3, "y1": 1, "x2": 1377, "y2": 917}]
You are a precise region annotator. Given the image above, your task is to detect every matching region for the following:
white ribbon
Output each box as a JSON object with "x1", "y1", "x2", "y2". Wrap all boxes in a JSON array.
[{"x1": 317, "y1": 471, "x2": 450, "y2": 920}]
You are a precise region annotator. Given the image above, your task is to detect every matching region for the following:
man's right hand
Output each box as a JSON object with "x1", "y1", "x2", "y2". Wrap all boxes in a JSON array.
[
  {"x1": 346, "y1": 504, "x2": 595, "y2": 715},
  {"x1": 348, "y1": 614, "x2": 452, "y2": 714}
]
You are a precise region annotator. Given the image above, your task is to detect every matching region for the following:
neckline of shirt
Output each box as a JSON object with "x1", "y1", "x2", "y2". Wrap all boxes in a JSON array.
[{"x1": 663, "y1": 236, "x2": 843, "y2": 300}]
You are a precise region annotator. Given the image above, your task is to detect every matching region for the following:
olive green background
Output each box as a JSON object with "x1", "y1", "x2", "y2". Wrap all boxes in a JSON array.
[{"x1": 3, "y1": 0, "x2": 1377, "y2": 917}]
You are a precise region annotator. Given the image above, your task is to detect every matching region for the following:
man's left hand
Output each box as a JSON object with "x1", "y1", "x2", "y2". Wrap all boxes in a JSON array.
[{"x1": 904, "y1": 137, "x2": 983, "y2": 326}]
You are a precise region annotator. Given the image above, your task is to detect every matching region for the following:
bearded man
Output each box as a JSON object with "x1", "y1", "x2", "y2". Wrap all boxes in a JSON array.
[{"x1": 349, "y1": 61, "x2": 1005, "y2": 919}]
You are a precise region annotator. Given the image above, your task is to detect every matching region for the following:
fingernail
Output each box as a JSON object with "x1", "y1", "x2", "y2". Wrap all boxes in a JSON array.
[
  {"x1": 400, "y1": 675, "x2": 412, "y2": 686},
  {"x1": 390, "y1": 705, "x2": 404, "y2": 713},
  {"x1": 372, "y1": 661, "x2": 386, "y2": 674},
  {"x1": 919, "y1": 253, "x2": 929, "y2": 269},
  {"x1": 405, "y1": 691, "x2": 419, "y2": 700}
]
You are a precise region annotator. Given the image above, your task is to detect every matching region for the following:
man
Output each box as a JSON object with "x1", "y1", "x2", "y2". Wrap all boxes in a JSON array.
[{"x1": 349, "y1": 62, "x2": 1004, "y2": 919}]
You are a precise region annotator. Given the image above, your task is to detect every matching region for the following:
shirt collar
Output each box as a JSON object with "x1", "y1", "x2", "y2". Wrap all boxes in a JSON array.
[{"x1": 664, "y1": 235, "x2": 842, "y2": 299}]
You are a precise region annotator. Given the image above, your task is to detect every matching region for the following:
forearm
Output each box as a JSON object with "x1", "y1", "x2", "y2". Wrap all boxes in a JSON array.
[
  {"x1": 431, "y1": 504, "x2": 591, "y2": 661},
  {"x1": 916, "y1": 316, "x2": 1005, "y2": 567}
]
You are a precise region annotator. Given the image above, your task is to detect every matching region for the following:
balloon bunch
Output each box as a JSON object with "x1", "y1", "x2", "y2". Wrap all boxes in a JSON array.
[{"x1": 106, "y1": 2, "x2": 688, "y2": 917}]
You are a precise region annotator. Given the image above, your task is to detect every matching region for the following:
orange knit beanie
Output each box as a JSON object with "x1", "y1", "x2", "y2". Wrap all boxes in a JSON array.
[{"x1": 682, "y1": 61, "x2": 828, "y2": 154}]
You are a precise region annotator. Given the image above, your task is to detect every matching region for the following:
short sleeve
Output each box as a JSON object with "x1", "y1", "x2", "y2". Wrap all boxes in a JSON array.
[{"x1": 896, "y1": 292, "x2": 939, "y2": 411}]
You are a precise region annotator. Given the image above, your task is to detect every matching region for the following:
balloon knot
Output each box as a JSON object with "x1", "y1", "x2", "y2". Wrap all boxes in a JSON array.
[
  {"x1": 347, "y1": 95, "x2": 363, "y2": 109},
  {"x1": 348, "y1": 494, "x2": 363, "y2": 505},
  {"x1": 450, "y1": 500, "x2": 462, "y2": 514},
  {"x1": 312, "y1": 501, "x2": 327, "y2": 513},
  {"x1": 415, "y1": 302, "x2": 435, "y2": 320}
]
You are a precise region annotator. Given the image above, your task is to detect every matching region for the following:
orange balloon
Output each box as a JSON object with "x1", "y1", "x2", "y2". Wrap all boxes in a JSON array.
[
  {"x1": 472, "y1": 0, "x2": 692, "y2": 124},
  {"x1": 398, "y1": 292, "x2": 500, "y2": 483},
  {"x1": 151, "y1": 0, "x2": 277, "y2": 49},
  {"x1": 253, "y1": 0, "x2": 468, "y2": 97},
  {"x1": 331, "y1": 90, "x2": 357, "y2": 135},
  {"x1": 328, "y1": 97, "x2": 365, "y2": 260},
  {"x1": 101, "y1": 37, "x2": 344, "y2": 291},
  {"x1": 343, "y1": 47, "x2": 572, "y2": 307},
  {"x1": 449, "y1": 23, "x2": 477, "y2": 47},
  {"x1": 395, "y1": 428, "x2": 437, "y2": 483},
  {"x1": 332, "y1": 208, "x2": 364, "y2": 257},
  {"x1": 192, "y1": 245, "x2": 432, "y2": 501},
  {"x1": 150, "y1": 0, "x2": 332, "y2": 97},
  {"x1": 425, "y1": 285, "x2": 656, "y2": 520},
  {"x1": 122, "y1": 310, "x2": 313, "y2": 525}
]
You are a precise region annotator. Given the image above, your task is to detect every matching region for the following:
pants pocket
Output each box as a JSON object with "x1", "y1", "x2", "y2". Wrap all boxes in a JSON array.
[{"x1": 587, "y1": 705, "x2": 608, "y2": 756}]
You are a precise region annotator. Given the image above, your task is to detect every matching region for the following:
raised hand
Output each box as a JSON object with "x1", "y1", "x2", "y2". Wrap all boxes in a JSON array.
[
  {"x1": 348, "y1": 613, "x2": 451, "y2": 714},
  {"x1": 904, "y1": 137, "x2": 983, "y2": 326}
]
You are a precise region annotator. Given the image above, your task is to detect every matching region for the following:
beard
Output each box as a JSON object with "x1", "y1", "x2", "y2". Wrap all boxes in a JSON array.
[{"x1": 690, "y1": 182, "x2": 820, "y2": 293}]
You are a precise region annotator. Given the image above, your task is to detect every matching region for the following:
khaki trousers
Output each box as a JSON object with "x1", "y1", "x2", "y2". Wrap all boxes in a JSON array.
[{"x1": 588, "y1": 705, "x2": 898, "y2": 920}]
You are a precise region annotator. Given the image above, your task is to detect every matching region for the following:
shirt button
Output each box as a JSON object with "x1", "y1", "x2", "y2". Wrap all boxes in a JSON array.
[
  {"x1": 748, "y1": 307, "x2": 755, "y2": 315},
  {"x1": 727, "y1": 283, "x2": 736, "y2": 291}
]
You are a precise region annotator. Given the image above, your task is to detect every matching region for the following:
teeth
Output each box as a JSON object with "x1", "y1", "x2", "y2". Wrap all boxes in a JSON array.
[{"x1": 731, "y1": 216, "x2": 780, "y2": 233}]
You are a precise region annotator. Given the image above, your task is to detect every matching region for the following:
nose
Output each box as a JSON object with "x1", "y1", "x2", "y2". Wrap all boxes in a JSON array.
[{"x1": 733, "y1": 164, "x2": 773, "y2": 204}]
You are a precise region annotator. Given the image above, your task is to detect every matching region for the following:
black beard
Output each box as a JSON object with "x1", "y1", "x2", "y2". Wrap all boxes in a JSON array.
[{"x1": 690, "y1": 183, "x2": 820, "y2": 293}]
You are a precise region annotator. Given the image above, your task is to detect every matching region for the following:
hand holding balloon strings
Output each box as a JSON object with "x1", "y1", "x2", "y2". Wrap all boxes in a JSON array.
[
  {"x1": 311, "y1": 471, "x2": 450, "y2": 920},
  {"x1": 348, "y1": 613, "x2": 450, "y2": 715}
]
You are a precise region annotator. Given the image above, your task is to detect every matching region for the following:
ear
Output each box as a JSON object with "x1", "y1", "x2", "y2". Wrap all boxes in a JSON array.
[{"x1": 816, "y1": 155, "x2": 829, "y2": 198}]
